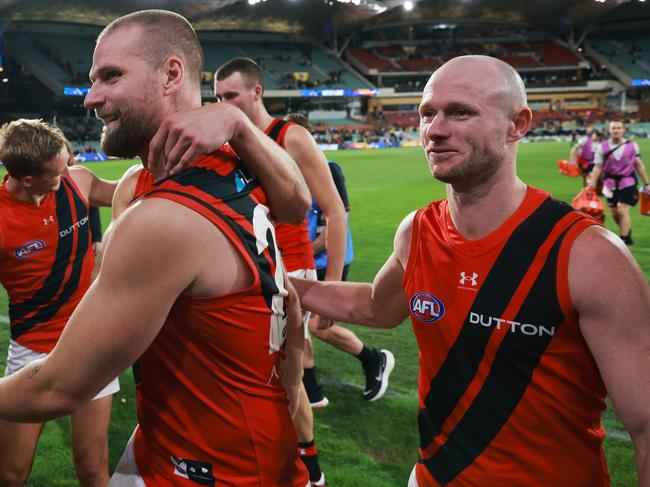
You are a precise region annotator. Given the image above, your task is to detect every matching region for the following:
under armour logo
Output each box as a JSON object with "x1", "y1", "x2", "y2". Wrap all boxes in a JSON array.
[
  {"x1": 459, "y1": 272, "x2": 479, "y2": 287},
  {"x1": 42, "y1": 215, "x2": 55, "y2": 226}
]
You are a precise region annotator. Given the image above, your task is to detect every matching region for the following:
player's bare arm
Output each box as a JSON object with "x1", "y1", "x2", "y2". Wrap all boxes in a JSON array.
[
  {"x1": 634, "y1": 157, "x2": 650, "y2": 187},
  {"x1": 0, "y1": 197, "x2": 251, "y2": 422},
  {"x1": 147, "y1": 103, "x2": 310, "y2": 224},
  {"x1": 284, "y1": 124, "x2": 347, "y2": 281},
  {"x1": 111, "y1": 163, "x2": 144, "y2": 220},
  {"x1": 293, "y1": 212, "x2": 413, "y2": 328},
  {"x1": 68, "y1": 165, "x2": 118, "y2": 207},
  {"x1": 569, "y1": 225, "x2": 650, "y2": 484},
  {"x1": 282, "y1": 276, "x2": 305, "y2": 417}
]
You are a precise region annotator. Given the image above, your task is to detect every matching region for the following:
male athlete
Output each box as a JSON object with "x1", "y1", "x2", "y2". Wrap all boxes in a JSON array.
[
  {"x1": 0, "y1": 119, "x2": 119, "y2": 486},
  {"x1": 285, "y1": 113, "x2": 395, "y2": 405},
  {"x1": 0, "y1": 10, "x2": 311, "y2": 486},
  {"x1": 215, "y1": 58, "x2": 346, "y2": 486},
  {"x1": 588, "y1": 120, "x2": 650, "y2": 245},
  {"x1": 292, "y1": 56, "x2": 650, "y2": 486}
]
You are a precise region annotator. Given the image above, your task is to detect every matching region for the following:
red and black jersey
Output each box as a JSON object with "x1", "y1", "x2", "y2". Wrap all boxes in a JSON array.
[
  {"x1": 0, "y1": 175, "x2": 93, "y2": 353},
  {"x1": 404, "y1": 186, "x2": 609, "y2": 486},
  {"x1": 265, "y1": 118, "x2": 315, "y2": 272},
  {"x1": 131, "y1": 150, "x2": 308, "y2": 486}
]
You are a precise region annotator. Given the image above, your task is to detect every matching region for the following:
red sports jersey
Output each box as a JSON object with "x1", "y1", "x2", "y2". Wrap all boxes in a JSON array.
[
  {"x1": 265, "y1": 118, "x2": 315, "y2": 272},
  {"x1": 130, "y1": 151, "x2": 308, "y2": 486},
  {"x1": 133, "y1": 165, "x2": 155, "y2": 200},
  {"x1": 0, "y1": 175, "x2": 93, "y2": 353},
  {"x1": 404, "y1": 186, "x2": 609, "y2": 486}
]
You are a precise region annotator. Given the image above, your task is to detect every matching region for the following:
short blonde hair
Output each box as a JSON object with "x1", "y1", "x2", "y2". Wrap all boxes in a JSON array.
[{"x1": 0, "y1": 119, "x2": 67, "y2": 178}]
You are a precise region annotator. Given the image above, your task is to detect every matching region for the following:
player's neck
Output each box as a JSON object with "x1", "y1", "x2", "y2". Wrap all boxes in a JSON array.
[
  {"x1": 610, "y1": 137, "x2": 625, "y2": 145},
  {"x1": 251, "y1": 105, "x2": 274, "y2": 132},
  {"x1": 446, "y1": 173, "x2": 527, "y2": 241},
  {"x1": 5, "y1": 177, "x2": 48, "y2": 206}
]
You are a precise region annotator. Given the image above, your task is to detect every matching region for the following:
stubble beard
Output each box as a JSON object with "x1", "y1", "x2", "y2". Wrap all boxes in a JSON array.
[
  {"x1": 101, "y1": 106, "x2": 159, "y2": 159},
  {"x1": 433, "y1": 139, "x2": 504, "y2": 186}
]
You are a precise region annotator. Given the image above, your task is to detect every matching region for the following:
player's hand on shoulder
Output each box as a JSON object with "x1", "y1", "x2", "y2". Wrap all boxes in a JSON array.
[{"x1": 149, "y1": 104, "x2": 243, "y2": 179}]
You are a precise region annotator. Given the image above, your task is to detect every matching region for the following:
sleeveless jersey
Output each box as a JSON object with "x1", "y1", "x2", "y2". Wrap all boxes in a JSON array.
[
  {"x1": 577, "y1": 134, "x2": 596, "y2": 164},
  {"x1": 130, "y1": 151, "x2": 308, "y2": 487},
  {"x1": 265, "y1": 118, "x2": 315, "y2": 272},
  {"x1": 598, "y1": 140, "x2": 639, "y2": 191},
  {"x1": 404, "y1": 186, "x2": 609, "y2": 487},
  {"x1": 0, "y1": 175, "x2": 93, "y2": 353}
]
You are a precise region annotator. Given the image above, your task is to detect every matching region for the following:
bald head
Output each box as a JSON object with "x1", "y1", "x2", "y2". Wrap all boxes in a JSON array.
[{"x1": 427, "y1": 55, "x2": 527, "y2": 116}]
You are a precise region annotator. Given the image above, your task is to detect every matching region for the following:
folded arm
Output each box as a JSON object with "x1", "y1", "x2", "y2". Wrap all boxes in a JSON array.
[{"x1": 147, "y1": 104, "x2": 310, "y2": 224}]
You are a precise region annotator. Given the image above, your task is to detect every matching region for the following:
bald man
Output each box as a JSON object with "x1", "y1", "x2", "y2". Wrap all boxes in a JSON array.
[{"x1": 292, "y1": 55, "x2": 650, "y2": 486}]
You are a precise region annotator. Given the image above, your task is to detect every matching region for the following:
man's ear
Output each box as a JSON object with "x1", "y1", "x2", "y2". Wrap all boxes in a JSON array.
[
  {"x1": 162, "y1": 56, "x2": 185, "y2": 96},
  {"x1": 507, "y1": 106, "x2": 533, "y2": 143},
  {"x1": 254, "y1": 84, "x2": 263, "y2": 102},
  {"x1": 21, "y1": 175, "x2": 34, "y2": 188}
]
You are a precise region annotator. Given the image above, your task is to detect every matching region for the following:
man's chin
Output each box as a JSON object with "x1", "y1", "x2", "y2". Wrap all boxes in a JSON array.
[{"x1": 101, "y1": 137, "x2": 140, "y2": 159}]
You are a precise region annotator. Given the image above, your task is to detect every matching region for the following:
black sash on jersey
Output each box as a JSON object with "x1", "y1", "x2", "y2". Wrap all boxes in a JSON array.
[
  {"x1": 417, "y1": 197, "x2": 586, "y2": 485},
  {"x1": 267, "y1": 119, "x2": 290, "y2": 145},
  {"x1": 11, "y1": 179, "x2": 90, "y2": 338}
]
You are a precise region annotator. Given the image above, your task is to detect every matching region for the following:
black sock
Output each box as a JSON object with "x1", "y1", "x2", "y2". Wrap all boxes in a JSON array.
[
  {"x1": 303, "y1": 366, "x2": 318, "y2": 385},
  {"x1": 356, "y1": 345, "x2": 379, "y2": 368},
  {"x1": 299, "y1": 440, "x2": 322, "y2": 481}
]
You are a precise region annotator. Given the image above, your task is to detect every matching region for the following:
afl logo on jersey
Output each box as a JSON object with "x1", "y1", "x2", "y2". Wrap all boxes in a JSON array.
[
  {"x1": 410, "y1": 292, "x2": 445, "y2": 323},
  {"x1": 14, "y1": 240, "x2": 46, "y2": 259}
]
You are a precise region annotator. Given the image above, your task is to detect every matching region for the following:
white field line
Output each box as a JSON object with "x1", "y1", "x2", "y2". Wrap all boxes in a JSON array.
[{"x1": 0, "y1": 314, "x2": 8, "y2": 325}]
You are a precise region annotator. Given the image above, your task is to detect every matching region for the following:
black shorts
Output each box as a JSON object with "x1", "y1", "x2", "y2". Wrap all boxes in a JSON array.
[
  {"x1": 607, "y1": 185, "x2": 639, "y2": 207},
  {"x1": 316, "y1": 264, "x2": 350, "y2": 282}
]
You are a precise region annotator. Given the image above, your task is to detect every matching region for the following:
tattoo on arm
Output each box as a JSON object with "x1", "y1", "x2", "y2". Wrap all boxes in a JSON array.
[{"x1": 28, "y1": 364, "x2": 41, "y2": 379}]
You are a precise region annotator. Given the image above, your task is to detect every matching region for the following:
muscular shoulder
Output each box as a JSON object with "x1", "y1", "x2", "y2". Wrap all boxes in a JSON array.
[
  {"x1": 283, "y1": 124, "x2": 321, "y2": 163},
  {"x1": 111, "y1": 197, "x2": 250, "y2": 297},
  {"x1": 394, "y1": 211, "x2": 417, "y2": 268},
  {"x1": 569, "y1": 225, "x2": 647, "y2": 316},
  {"x1": 112, "y1": 164, "x2": 144, "y2": 219},
  {"x1": 67, "y1": 166, "x2": 93, "y2": 197}
]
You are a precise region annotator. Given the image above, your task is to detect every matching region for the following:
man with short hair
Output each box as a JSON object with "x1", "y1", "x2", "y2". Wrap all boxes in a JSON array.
[
  {"x1": 588, "y1": 120, "x2": 649, "y2": 245},
  {"x1": 0, "y1": 119, "x2": 119, "y2": 487},
  {"x1": 285, "y1": 113, "x2": 395, "y2": 405},
  {"x1": 214, "y1": 57, "x2": 350, "y2": 487},
  {"x1": 292, "y1": 55, "x2": 650, "y2": 486},
  {"x1": 0, "y1": 10, "x2": 311, "y2": 487}
]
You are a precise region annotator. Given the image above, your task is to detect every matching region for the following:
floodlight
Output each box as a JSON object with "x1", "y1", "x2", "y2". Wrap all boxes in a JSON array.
[{"x1": 404, "y1": 0, "x2": 414, "y2": 10}]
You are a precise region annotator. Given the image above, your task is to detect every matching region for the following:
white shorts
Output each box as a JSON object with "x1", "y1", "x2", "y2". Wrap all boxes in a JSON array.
[
  {"x1": 109, "y1": 427, "x2": 145, "y2": 487},
  {"x1": 4, "y1": 339, "x2": 120, "y2": 400},
  {"x1": 408, "y1": 465, "x2": 419, "y2": 487},
  {"x1": 287, "y1": 268, "x2": 317, "y2": 339}
]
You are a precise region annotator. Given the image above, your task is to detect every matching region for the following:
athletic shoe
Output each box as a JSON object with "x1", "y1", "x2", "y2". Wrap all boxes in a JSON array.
[
  {"x1": 303, "y1": 369, "x2": 329, "y2": 408},
  {"x1": 310, "y1": 473, "x2": 326, "y2": 486},
  {"x1": 363, "y1": 349, "x2": 395, "y2": 402}
]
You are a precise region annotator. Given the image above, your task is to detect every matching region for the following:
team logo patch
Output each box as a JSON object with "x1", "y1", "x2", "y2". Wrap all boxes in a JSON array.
[
  {"x1": 14, "y1": 240, "x2": 46, "y2": 259},
  {"x1": 409, "y1": 292, "x2": 445, "y2": 323},
  {"x1": 170, "y1": 455, "x2": 215, "y2": 486}
]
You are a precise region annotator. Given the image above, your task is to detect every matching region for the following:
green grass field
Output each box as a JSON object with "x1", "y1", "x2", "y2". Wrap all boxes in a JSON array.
[{"x1": 1, "y1": 140, "x2": 648, "y2": 486}]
